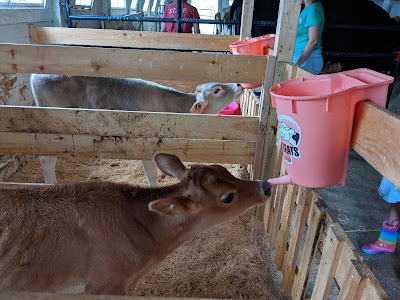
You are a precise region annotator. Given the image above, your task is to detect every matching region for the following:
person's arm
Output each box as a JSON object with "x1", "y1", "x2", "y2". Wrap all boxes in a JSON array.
[
  {"x1": 193, "y1": 8, "x2": 201, "y2": 34},
  {"x1": 193, "y1": 23, "x2": 200, "y2": 34},
  {"x1": 295, "y1": 25, "x2": 319, "y2": 66},
  {"x1": 161, "y1": 7, "x2": 168, "y2": 32}
]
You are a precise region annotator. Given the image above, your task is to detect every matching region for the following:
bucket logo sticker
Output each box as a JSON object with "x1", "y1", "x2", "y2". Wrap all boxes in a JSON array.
[{"x1": 278, "y1": 115, "x2": 301, "y2": 165}]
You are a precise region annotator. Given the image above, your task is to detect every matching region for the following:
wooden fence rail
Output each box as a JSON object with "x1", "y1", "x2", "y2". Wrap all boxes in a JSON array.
[
  {"x1": 29, "y1": 25, "x2": 240, "y2": 52},
  {"x1": 0, "y1": 106, "x2": 258, "y2": 164},
  {"x1": 0, "y1": 43, "x2": 267, "y2": 85}
]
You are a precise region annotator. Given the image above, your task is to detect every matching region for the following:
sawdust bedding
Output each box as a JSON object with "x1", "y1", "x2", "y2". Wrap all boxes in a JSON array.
[{"x1": 7, "y1": 157, "x2": 285, "y2": 299}]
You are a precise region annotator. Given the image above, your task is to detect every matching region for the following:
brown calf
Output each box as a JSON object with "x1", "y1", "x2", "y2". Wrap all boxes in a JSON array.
[{"x1": 0, "y1": 153, "x2": 271, "y2": 295}]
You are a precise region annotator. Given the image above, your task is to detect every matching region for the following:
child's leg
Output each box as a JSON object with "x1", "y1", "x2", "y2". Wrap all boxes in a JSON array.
[
  {"x1": 361, "y1": 178, "x2": 400, "y2": 255},
  {"x1": 361, "y1": 203, "x2": 400, "y2": 255},
  {"x1": 387, "y1": 202, "x2": 400, "y2": 225}
]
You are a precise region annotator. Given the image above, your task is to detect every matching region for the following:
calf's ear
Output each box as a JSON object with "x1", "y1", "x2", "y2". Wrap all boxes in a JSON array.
[
  {"x1": 153, "y1": 153, "x2": 188, "y2": 180},
  {"x1": 149, "y1": 196, "x2": 201, "y2": 215}
]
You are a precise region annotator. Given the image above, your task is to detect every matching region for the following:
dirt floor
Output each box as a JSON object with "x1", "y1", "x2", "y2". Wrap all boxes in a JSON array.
[{"x1": 6, "y1": 157, "x2": 285, "y2": 300}]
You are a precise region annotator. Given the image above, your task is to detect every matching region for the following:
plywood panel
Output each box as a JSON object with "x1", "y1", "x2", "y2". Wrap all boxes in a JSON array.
[{"x1": 0, "y1": 43, "x2": 267, "y2": 84}]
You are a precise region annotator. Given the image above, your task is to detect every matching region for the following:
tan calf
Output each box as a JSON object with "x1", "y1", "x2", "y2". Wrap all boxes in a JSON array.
[
  {"x1": 0, "y1": 153, "x2": 271, "y2": 295},
  {"x1": 30, "y1": 74, "x2": 244, "y2": 187}
]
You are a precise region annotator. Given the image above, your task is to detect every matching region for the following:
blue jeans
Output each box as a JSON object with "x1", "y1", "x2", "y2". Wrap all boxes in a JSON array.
[{"x1": 292, "y1": 49, "x2": 323, "y2": 75}]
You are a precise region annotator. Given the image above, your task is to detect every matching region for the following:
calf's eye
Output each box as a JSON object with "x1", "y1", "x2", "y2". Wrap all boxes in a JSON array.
[{"x1": 221, "y1": 192, "x2": 235, "y2": 204}]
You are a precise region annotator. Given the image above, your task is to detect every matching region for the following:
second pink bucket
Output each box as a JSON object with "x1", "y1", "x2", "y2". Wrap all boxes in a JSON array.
[
  {"x1": 269, "y1": 68, "x2": 394, "y2": 188},
  {"x1": 218, "y1": 101, "x2": 241, "y2": 115},
  {"x1": 229, "y1": 34, "x2": 275, "y2": 89}
]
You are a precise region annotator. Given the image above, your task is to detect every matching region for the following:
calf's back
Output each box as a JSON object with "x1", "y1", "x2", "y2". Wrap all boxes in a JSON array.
[{"x1": 30, "y1": 74, "x2": 194, "y2": 113}]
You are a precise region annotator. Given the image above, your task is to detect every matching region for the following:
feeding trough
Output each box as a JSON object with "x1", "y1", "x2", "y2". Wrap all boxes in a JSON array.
[
  {"x1": 218, "y1": 101, "x2": 241, "y2": 115},
  {"x1": 268, "y1": 68, "x2": 394, "y2": 188}
]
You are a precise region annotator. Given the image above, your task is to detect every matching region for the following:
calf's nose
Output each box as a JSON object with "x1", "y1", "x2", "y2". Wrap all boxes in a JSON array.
[{"x1": 261, "y1": 180, "x2": 272, "y2": 197}]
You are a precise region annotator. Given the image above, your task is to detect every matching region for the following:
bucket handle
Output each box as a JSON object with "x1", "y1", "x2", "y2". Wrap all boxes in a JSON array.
[
  {"x1": 290, "y1": 99, "x2": 296, "y2": 114},
  {"x1": 289, "y1": 97, "x2": 330, "y2": 113},
  {"x1": 326, "y1": 97, "x2": 330, "y2": 112}
]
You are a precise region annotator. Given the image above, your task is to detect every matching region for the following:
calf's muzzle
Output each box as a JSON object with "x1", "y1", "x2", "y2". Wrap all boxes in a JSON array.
[{"x1": 261, "y1": 180, "x2": 272, "y2": 197}]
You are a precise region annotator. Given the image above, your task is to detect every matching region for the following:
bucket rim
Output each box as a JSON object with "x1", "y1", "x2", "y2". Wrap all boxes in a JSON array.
[
  {"x1": 269, "y1": 68, "x2": 394, "y2": 101},
  {"x1": 229, "y1": 34, "x2": 276, "y2": 48}
]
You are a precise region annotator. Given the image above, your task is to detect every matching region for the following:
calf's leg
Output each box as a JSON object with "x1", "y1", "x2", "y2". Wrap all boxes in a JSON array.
[{"x1": 39, "y1": 156, "x2": 58, "y2": 184}]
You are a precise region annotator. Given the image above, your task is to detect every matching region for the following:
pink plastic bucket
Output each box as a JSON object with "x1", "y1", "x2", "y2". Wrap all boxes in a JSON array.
[
  {"x1": 270, "y1": 68, "x2": 394, "y2": 188},
  {"x1": 218, "y1": 101, "x2": 241, "y2": 115},
  {"x1": 229, "y1": 34, "x2": 275, "y2": 89}
]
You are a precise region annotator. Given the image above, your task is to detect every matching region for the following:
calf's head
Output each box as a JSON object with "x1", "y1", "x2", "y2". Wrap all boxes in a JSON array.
[
  {"x1": 149, "y1": 153, "x2": 271, "y2": 227},
  {"x1": 190, "y1": 82, "x2": 243, "y2": 114}
]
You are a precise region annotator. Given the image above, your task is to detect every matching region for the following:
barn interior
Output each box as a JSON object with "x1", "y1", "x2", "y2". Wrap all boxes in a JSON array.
[{"x1": 0, "y1": 0, "x2": 400, "y2": 299}]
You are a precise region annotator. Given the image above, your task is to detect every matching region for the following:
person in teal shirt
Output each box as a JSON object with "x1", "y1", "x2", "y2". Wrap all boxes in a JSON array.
[{"x1": 293, "y1": 0, "x2": 324, "y2": 74}]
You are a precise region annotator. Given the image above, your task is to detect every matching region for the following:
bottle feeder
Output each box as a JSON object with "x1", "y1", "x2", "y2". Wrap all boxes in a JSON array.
[{"x1": 268, "y1": 68, "x2": 394, "y2": 188}]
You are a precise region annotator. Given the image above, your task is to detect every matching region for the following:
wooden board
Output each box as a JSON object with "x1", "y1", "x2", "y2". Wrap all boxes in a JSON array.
[
  {"x1": 292, "y1": 197, "x2": 327, "y2": 300},
  {"x1": 0, "y1": 43, "x2": 267, "y2": 84},
  {"x1": 0, "y1": 106, "x2": 258, "y2": 141},
  {"x1": 239, "y1": 0, "x2": 255, "y2": 40},
  {"x1": 275, "y1": 184, "x2": 299, "y2": 269},
  {"x1": 0, "y1": 132, "x2": 255, "y2": 164},
  {"x1": 351, "y1": 101, "x2": 400, "y2": 188},
  {"x1": 252, "y1": 55, "x2": 276, "y2": 180},
  {"x1": 273, "y1": 0, "x2": 302, "y2": 62},
  {"x1": 29, "y1": 26, "x2": 240, "y2": 52},
  {"x1": 281, "y1": 188, "x2": 313, "y2": 294},
  {"x1": 337, "y1": 260, "x2": 367, "y2": 300},
  {"x1": 152, "y1": 80, "x2": 201, "y2": 92},
  {"x1": 0, "y1": 106, "x2": 257, "y2": 164},
  {"x1": 310, "y1": 225, "x2": 345, "y2": 300}
]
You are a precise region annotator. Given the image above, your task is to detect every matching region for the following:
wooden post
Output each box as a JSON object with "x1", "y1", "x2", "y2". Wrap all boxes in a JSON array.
[
  {"x1": 239, "y1": 0, "x2": 255, "y2": 40},
  {"x1": 254, "y1": 0, "x2": 302, "y2": 182},
  {"x1": 273, "y1": 0, "x2": 302, "y2": 63},
  {"x1": 252, "y1": 55, "x2": 276, "y2": 180}
]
